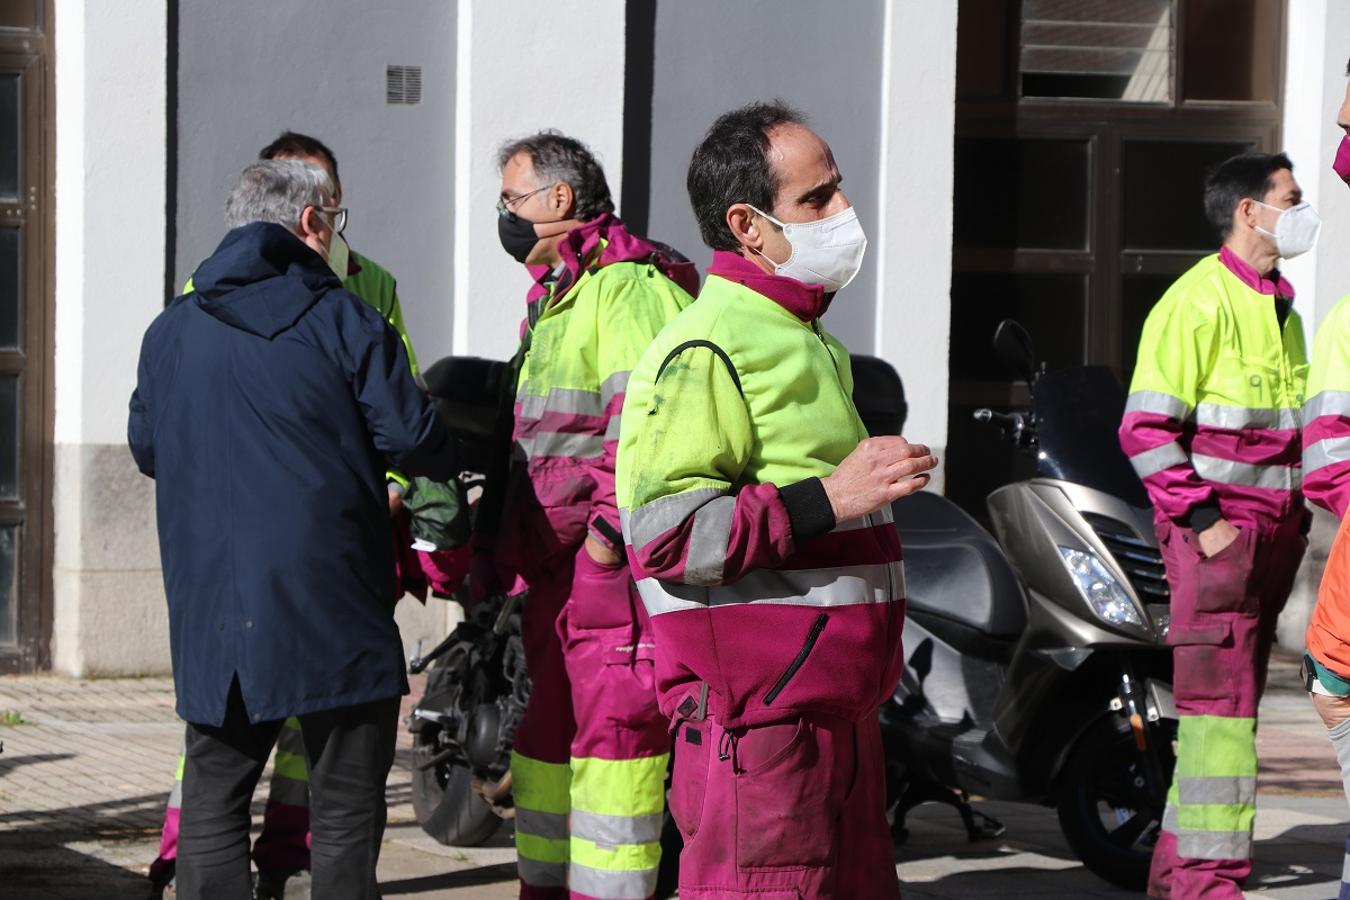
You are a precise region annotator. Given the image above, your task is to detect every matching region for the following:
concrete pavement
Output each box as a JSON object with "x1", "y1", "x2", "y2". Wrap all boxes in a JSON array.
[{"x1": 0, "y1": 651, "x2": 1345, "y2": 898}]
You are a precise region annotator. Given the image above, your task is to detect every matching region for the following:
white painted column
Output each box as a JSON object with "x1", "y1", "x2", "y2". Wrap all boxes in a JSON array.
[
  {"x1": 52, "y1": 0, "x2": 169, "y2": 675},
  {"x1": 872, "y1": 1, "x2": 958, "y2": 492},
  {"x1": 1277, "y1": 1, "x2": 1350, "y2": 649},
  {"x1": 451, "y1": 0, "x2": 628, "y2": 363}
]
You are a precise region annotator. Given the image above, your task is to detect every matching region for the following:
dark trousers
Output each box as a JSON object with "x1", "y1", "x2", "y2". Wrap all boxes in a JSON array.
[{"x1": 176, "y1": 681, "x2": 400, "y2": 900}]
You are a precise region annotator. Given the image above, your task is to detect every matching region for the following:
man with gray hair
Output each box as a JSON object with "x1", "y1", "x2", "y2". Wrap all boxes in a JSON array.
[
  {"x1": 128, "y1": 158, "x2": 454, "y2": 900},
  {"x1": 483, "y1": 131, "x2": 696, "y2": 899}
]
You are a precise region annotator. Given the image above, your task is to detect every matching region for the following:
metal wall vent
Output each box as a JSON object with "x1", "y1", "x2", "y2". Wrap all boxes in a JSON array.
[{"x1": 386, "y1": 65, "x2": 423, "y2": 105}]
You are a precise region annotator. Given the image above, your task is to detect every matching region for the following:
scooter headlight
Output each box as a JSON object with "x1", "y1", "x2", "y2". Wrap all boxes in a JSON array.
[{"x1": 1057, "y1": 546, "x2": 1143, "y2": 628}]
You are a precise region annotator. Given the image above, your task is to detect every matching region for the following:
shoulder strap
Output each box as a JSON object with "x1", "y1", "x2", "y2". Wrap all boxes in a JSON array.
[{"x1": 655, "y1": 339, "x2": 743, "y2": 397}]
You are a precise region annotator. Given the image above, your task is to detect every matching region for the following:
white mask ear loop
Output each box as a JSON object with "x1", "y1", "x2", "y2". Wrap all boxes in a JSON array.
[{"x1": 746, "y1": 205, "x2": 789, "y2": 269}]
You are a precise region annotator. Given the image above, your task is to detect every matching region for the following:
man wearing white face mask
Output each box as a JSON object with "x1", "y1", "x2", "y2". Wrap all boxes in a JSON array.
[
  {"x1": 614, "y1": 101, "x2": 936, "y2": 899},
  {"x1": 1119, "y1": 151, "x2": 1314, "y2": 900}
]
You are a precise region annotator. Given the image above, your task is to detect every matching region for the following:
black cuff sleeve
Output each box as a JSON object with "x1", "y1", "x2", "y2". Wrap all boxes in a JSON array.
[
  {"x1": 779, "y1": 477, "x2": 836, "y2": 543},
  {"x1": 1182, "y1": 502, "x2": 1223, "y2": 533}
]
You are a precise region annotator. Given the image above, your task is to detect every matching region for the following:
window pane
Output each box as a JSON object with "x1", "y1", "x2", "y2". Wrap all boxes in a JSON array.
[
  {"x1": 0, "y1": 75, "x2": 15, "y2": 201},
  {"x1": 954, "y1": 138, "x2": 1090, "y2": 250},
  {"x1": 0, "y1": 228, "x2": 17, "y2": 349},
  {"x1": 1021, "y1": 0, "x2": 1173, "y2": 102},
  {"x1": 0, "y1": 376, "x2": 18, "y2": 500},
  {"x1": 1122, "y1": 140, "x2": 1256, "y2": 251},
  {"x1": 1182, "y1": 0, "x2": 1280, "y2": 103},
  {"x1": 950, "y1": 273, "x2": 1088, "y2": 381}
]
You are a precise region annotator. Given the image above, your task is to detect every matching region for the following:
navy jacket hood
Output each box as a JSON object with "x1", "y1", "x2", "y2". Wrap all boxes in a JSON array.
[{"x1": 192, "y1": 222, "x2": 340, "y2": 339}]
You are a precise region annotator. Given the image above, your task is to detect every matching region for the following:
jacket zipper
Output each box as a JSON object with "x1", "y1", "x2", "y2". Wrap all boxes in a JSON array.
[{"x1": 763, "y1": 613, "x2": 829, "y2": 704}]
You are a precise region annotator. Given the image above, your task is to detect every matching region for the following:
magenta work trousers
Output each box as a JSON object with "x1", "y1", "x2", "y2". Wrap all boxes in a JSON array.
[
  {"x1": 1148, "y1": 517, "x2": 1306, "y2": 900},
  {"x1": 668, "y1": 709, "x2": 899, "y2": 899}
]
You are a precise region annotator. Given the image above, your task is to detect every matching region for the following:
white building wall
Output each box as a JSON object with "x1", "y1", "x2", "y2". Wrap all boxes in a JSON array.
[
  {"x1": 875, "y1": 1, "x2": 958, "y2": 490},
  {"x1": 452, "y1": 0, "x2": 628, "y2": 363},
  {"x1": 52, "y1": 0, "x2": 169, "y2": 675}
]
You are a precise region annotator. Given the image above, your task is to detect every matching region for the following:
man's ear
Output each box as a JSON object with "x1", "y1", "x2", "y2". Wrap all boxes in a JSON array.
[
  {"x1": 551, "y1": 181, "x2": 576, "y2": 220},
  {"x1": 1235, "y1": 197, "x2": 1258, "y2": 230},
  {"x1": 298, "y1": 205, "x2": 321, "y2": 239},
  {"x1": 726, "y1": 203, "x2": 761, "y2": 250}
]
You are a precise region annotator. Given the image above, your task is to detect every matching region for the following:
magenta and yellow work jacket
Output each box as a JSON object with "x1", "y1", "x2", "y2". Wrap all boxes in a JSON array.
[
  {"x1": 1119, "y1": 247, "x2": 1308, "y2": 530},
  {"x1": 495, "y1": 213, "x2": 697, "y2": 583},
  {"x1": 616, "y1": 251, "x2": 906, "y2": 729}
]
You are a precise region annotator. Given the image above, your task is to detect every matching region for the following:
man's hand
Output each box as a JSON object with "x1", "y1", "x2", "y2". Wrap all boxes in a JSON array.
[
  {"x1": 1197, "y1": 518, "x2": 1240, "y2": 558},
  {"x1": 821, "y1": 437, "x2": 938, "y2": 523},
  {"x1": 388, "y1": 487, "x2": 404, "y2": 517},
  {"x1": 583, "y1": 535, "x2": 623, "y2": 566}
]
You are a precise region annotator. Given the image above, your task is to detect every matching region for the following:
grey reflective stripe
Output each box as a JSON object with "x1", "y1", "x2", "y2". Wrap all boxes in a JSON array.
[
  {"x1": 1175, "y1": 829, "x2": 1252, "y2": 860},
  {"x1": 1305, "y1": 436, "x2": 1350, "y2": 474},
  {"x1": 1125, "y1": 390, "x2": 1189, "y2": 419},
  {"x1": 626, "y1": 487, "x2": 726, "y2": 549},
  {"x1": 519, "y1": 387, "x2": 605, "y2": 421},
  {"x1": 1306, "y1": 390, "x2": 1350, "y2": 421},
  {"x1": 1192, "y1": 454, "x2": 1300, "y2": 490},
  {"x1": 167, "y1": 778, "x2": 182, "y2": 810},
  {"x1": 518, "y1": 857, "x2": 567, "y2": 888},
  {"x1": 1194, "y1": 403, "x2": 1300, "y2": 430},
  {"x1": 600, "y1": 370, "x2": 630, "y2": 407},
  {"x1": 570, "y1": 809, "x2": 664, "y2": 845},
  {"x1": 684, "y1": 497, "x2": 737, "y2": 585},
  {"x1": 1162, "y1": 802, "x2": 1178, "y2": 835},
  {"x1": 568, "y1": 861, "x2": 657, "y2": 900},
  {"x1": 519, "y1": 431, "x2": 605, "y2": 460},
  {"x1": 1129, "y1": 442, "x2": 1188, "y2": 479},
  {"x1": 635, "y1": 562, "x2": 903, "y2": 617},
  {"x1": 516, "y1": 808, "x2": 569, "y2": 841},
  {"x1": 266, "y1": 772, "x2": 310, "y2": 807},
  {"x1": 604, "y1": 415, "x2": 622, "y2": 441},
  {"x1": 1176, "y1": 774, "x2": 1256, "y2": 806}
]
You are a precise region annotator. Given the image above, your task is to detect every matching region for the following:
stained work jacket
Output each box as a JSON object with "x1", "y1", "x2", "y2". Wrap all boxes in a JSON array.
[
  {"x1": 494, "y1": 213, "x2": 697, "y2": 581},
  {"x1": 1303, "y1": 294, "x2": 1350, "y2": 518},
  {"x1": 1119, "y1": 248, "x2": 1308, "y2": 530},
  {"x1": 616, "y1": 251, "x2": 906, "y2": 730}
]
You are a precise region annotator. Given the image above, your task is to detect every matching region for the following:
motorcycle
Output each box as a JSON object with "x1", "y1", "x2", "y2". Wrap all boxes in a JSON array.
[{"x1": 881, "y1": 319, "x2": 1177, "y2": 890}]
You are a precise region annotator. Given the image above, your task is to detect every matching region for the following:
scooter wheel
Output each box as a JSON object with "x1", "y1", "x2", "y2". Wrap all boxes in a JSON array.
[
  {"x1": 1055, "y1": 714, "x2": 1177, "y2": 891},
  {"x1": 411, "y1": 727, "x2": 502, "y2": 847}
]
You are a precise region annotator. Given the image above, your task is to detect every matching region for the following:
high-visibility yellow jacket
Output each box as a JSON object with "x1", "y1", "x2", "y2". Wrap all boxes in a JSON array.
[
  {"x1": 616, "y1": 251, "x2": 905, "y2": 729},
  {"x1": 1303, "y1": 293, "x2": 1350, "y2": 517},
  {"x1": 1119, "y1": 248, "x2": 1308, "y2": 529}
]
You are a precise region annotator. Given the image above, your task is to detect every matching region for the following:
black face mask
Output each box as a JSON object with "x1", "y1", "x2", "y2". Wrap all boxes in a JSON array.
[{"x1": 498, "y1": 212, "x2": 541, "y2": 264}]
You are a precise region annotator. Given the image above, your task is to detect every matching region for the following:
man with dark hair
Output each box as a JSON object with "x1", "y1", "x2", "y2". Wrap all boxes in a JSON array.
[
  {"x1": 488, "y1": 130, "x2": 696, "y2": 899},
  {"x1": 616, "y1": 101, "x2": 936, "y2": 899},
  {"x1": 129, "y1": 159, "x2": 454, "y2": 899},
  {"x1": 1120, "y1": 152, "x2": 1317, "y2": 899}
]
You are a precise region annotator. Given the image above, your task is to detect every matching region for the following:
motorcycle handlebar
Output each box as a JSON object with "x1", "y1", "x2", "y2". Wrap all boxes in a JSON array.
[{"x1": 973, "y1": 408, "x2": 1023, "y2": 430}]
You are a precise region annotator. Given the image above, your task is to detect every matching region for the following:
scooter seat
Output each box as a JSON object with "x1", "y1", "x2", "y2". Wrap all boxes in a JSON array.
[{"x1": 892, "y1": 491, "x2": 1027, "y2": 639}]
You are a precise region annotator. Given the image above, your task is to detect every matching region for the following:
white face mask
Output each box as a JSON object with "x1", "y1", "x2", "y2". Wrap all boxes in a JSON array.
[
  {"x1": 1254, "y1": 200, "x2": 1321, "y2": 259},
  {"x1": 327, "y1": 231, "x2": 351, "y2": 280},
  {"x1": 747, "y1": 204, "x2": 868, "y2": 293}
]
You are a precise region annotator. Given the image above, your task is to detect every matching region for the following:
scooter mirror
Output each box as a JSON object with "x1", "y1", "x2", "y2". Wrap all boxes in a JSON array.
[{"x1": 992, "y1": 319, "x2": 1036, "y2": 386}]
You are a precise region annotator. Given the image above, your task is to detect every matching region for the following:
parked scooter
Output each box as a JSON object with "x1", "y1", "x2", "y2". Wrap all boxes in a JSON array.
[{"x1": 882, "y1": 319, "x2": 1177, "y2": 890}]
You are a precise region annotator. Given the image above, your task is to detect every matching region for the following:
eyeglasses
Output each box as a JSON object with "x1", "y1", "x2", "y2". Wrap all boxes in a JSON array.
[
  {"x1": 318, "y1": 206, "x2": 348, "y2": 234},
  {"x1": 496, "y1": 184, "x2": 551, "y2": 217}
]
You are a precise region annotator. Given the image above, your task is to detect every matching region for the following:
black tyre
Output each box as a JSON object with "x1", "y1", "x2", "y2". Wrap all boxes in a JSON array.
[
  {"x1": 1056, "y1": 714, "x2": 1177, "y2": 891},
  {"x1": 410, "y1": 726, "x2": 502, "y2": 846}
]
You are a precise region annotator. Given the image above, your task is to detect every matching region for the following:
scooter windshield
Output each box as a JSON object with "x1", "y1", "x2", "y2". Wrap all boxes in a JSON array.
[{"x1": 1032, "y1": 366, "x2": 1149, "y2": 507}]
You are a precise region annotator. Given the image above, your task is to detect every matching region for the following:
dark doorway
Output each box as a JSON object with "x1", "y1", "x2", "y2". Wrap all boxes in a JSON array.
[
  {"x1": 0, "y1": 0, "x2": 53, "y2": 672},
  {"x1": 948, "y1": 0, "x2": 1285, "y2": 518}
]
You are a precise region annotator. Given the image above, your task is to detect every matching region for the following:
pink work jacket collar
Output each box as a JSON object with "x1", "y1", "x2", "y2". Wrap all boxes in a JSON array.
[
  {"x1": 1219, "y1": 245, "x2": 1295, "y2": 300},
  {"x1": 707, "y1": 250, "x2": 829, "y2": 322}
]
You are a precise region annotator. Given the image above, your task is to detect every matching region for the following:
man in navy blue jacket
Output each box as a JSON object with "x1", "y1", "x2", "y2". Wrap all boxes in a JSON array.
[{"x1": 128, "y1": 158, "x2": 454, "y2": 900}]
